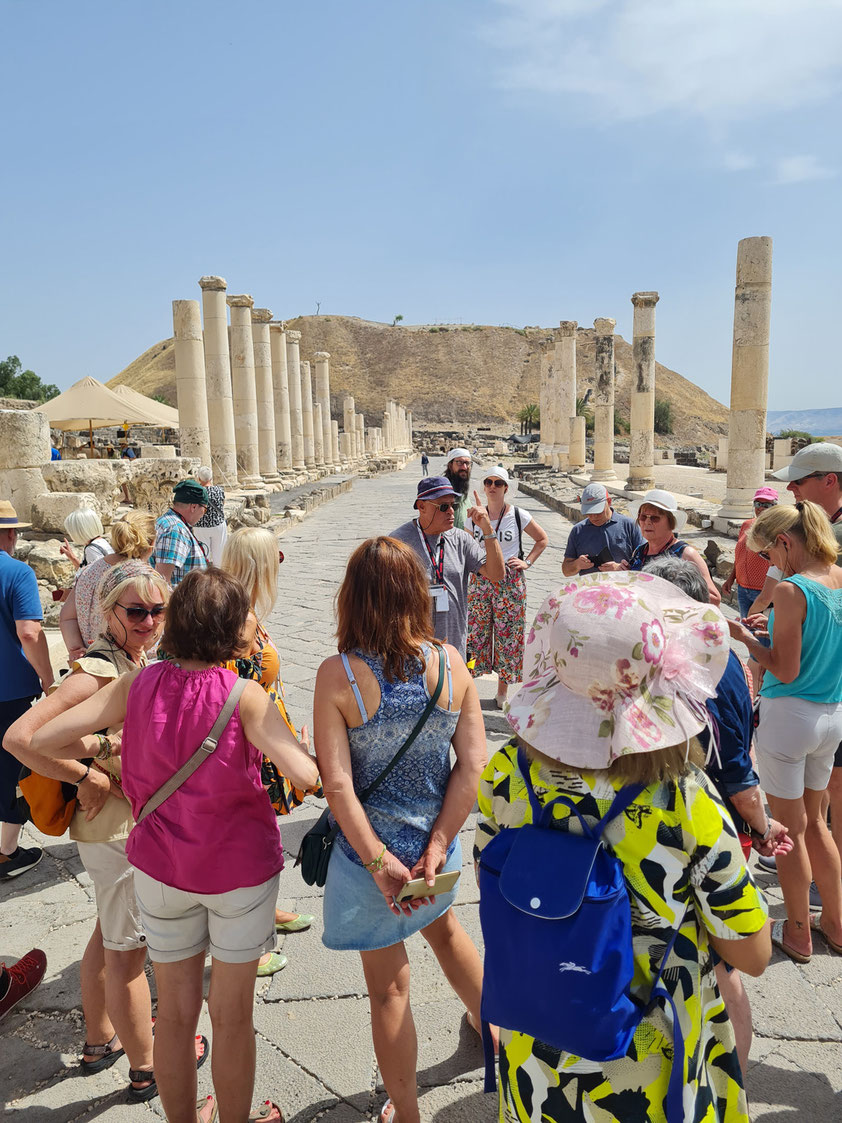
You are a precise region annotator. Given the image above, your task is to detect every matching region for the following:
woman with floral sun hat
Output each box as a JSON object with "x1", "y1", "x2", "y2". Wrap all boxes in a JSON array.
[{"x1": 474, "y1": 570, "x2": 772, "y2": 1123}]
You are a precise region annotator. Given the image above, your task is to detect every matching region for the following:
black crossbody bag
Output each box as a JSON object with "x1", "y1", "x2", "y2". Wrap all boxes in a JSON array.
[{"x1": 296, "y1": 644, "x2": 446, "y2": 887}]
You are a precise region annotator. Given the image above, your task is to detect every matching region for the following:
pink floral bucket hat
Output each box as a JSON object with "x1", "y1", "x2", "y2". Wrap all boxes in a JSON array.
[{"x1": 505, "y1": 571, "x2": 730, "y2": 768}]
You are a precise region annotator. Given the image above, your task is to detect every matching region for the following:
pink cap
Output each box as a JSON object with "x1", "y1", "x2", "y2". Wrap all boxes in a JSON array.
[{"x1": 753, "y1": 487, "x2": 778, "y2": 503}]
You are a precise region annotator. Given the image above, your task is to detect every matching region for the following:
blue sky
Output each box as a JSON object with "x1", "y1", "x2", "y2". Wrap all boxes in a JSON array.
[{"x1": 2, "y1": 0, "x2": 840, "y2": 411}]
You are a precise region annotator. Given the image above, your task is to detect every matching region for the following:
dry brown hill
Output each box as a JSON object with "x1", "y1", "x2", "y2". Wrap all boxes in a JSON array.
[{"x1": 108, "y1": 317, "x2": 728, "y2": 444}]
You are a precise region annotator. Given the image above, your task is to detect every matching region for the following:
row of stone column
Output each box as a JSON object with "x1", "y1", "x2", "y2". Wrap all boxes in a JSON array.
[{"x1": 172, "y1": 276, "x2": 412, "y2": 488}]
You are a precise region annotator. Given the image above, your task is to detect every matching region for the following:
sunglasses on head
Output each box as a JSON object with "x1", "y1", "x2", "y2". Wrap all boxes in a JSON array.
[
  {"x1": 118, "y1": 603, "x2": 166, "y2": 621},
  {"x1": 483, "y1": 478, "x2": 505, "y2": 488}
]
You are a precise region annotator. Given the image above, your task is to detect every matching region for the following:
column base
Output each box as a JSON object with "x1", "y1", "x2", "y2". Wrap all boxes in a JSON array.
[
  {"x1": 718, "y1": 502, "x2": 755, "y2": 520},
  {"x1": 590, "y1": 468, "x2": 618, "y2": 482},
  {"x1": 238, "y1": 474, "x2": 263, "y2": 489},
  {"x1": 626, "y1": 474, "x2": 655, "y2": 492}
]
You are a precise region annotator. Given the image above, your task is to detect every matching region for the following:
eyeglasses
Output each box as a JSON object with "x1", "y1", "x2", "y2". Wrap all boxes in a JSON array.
[
  {"x1": 638, "y1": 512, "x2": 664, "y2": 523},
  {"x1": 483, "y1": 479, "x2": 505, "y2": 488},
  {"x1": 757, "y1": 550, "x2": 771, "y2": 561},
  {"x1": 117, "y1": 603, "x2": 166, "y2": 621}
]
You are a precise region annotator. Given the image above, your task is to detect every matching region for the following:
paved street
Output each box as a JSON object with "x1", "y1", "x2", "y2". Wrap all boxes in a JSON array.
[{"x1": 2, "y1": 457, "x2": 841, "y2": 1121}]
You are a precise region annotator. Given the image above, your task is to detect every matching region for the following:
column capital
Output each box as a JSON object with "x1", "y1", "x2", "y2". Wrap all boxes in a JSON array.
[
  {"x1": 558, "y1": 320, "x2": 578, "y2": 336},
  {"x1": 199, "y1": 275, "x2": 227, "y2": 291},
  {"x1": 631, "y1": 291, "x2": 659, "y2": 308},
  {"x1": 252, "y1": 307, "x2": 273, "y2": 323},
  {"x1": 226, "y1": 293, "x2": 254, "y2": 308},
  {"x1": 285, "y1": 330, "x2": 302, "y2": 343},
  {"x1": 593, "y1": 317, "x2": 616, "y2": 335},
  {"x1": 269, "y1": 321, "x2": 286, "y2": 334},
  {"x1": 313, "y1": 351, "x2": 331, "y2": 361}
]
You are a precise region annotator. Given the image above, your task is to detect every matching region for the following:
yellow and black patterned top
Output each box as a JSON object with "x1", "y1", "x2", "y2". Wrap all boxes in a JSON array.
[{"x1": 474, "y1": 738, "x2": 768, "y2": 1123}]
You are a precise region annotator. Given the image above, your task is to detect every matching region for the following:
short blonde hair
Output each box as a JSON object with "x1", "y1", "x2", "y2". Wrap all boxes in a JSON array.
[
  {"x1": 748, "y1": 500, "x2": 838, "y2": 566},
  {"x1": 110, "y1": 510, "x2": 156, "y2": 559},
  {"x1": 221, "y1": 527, "x2": 278, "y2": 620},
  {"x1": 64, "y1": 508, "x2": 104, "y2": 544}
]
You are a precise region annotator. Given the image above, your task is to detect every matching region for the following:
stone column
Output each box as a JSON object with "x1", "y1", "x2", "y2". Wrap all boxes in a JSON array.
[
  {"x1": 285, "y1": 330, "x2": 305, "y2": 470},
  {"x1": 591, "y1": 317, "x2": 618, "y2": 481},
  {"x1": 540, "y1": 343, "x2": 559, "y2": 467},
  {"x1": 251, "y1": 308, "x2": 278, "y2": 481},
  {"x1": 626, "y1": 293, "x2": 659, "y2": 491},
  {"x1": 330, "y1": 420, "x2": 340, "y2": 465},
  {"x1": 269, "y1": 323, "x2": 292, "y2": 471},
  {"x1": 407, "y1": 411, "x2": 413, "y2": 449},
  {"x1": 199, "y1": 276, "x2": 238, "y2": 486},
  {"x1": 569, "y1": 415, "x2": 587, "y2": 471},
  {"x1": 356, "y1": 414, "x2": 365, "y2": 459},
  {"x1": 554, "y1": 321, "x2": 577, "y2": 470},
  {"x1": 313, "y1": 352, "x2": 334, "y2": 467},
  {"x1": 300, "y1": 360, "x2": 316, "y2": 468},
  {"x1": 537, "y1": 346, "x2": 551, "y2": 461},
  {"x1": 0, "y1": 410, "x2": 51, "y2": 521},
  {"x1": 343, "y1": 396, "x2": 356, "y2": 460},
  {"x1": 383, "y1": 410, "x2": 393, "y2": 451},
  {"x1": 226, "y1": 294, "x2": 261, "y2": 487},
  {"x1": 719, "y1": 237, "x2": 773, "y2": 520},
  {"x1": 313, "y1": 402, "x2": 325, "y2": 466},
  {"x1": 172, "y1": 300, "x2": 212, "y2": 465}
]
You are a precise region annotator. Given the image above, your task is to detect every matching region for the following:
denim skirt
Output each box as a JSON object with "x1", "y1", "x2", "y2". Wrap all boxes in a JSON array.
[{"x1": 322, "y1": 836, "x2": 462, "y2": 951}]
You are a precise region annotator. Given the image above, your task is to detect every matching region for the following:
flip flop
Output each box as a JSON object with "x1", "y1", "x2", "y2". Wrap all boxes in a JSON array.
[
  {"x1": 770, "y1": 919, "x2": 810, "y2": 964},
  {"x1": 810, "y1": 915, "x2": 842, "y2": 954},
  {"x1": 379, "y1": 1100, "x2": 396, "y2": 1123},
  {"x1": 80, "y1": 1033, "x2": 124, "y2": 1074},
  {"x1": 249, "y1": 1102, "x2": 284, "y2": 1122},
  {"x1": 197, "y1": 1095, "x2": 218, "y2": 1123}
]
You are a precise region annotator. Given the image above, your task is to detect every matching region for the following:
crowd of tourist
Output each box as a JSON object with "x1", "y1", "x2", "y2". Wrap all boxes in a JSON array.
[{"x1": 1, "y1": 443, "x2": 841, "y2": 1123}]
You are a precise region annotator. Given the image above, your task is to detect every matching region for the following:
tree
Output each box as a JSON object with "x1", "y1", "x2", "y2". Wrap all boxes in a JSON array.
[
  {"x1": 517, "y1": 403, "x2": 540, "y2": 435},
  {"x1": 654, "y1": 398, "x2": 673, "y2": 435},
  {"x1": 0, "y1": 355, "x2": 59, "y2": 402},
  {"x1": 576, "y1": 395, "x2": 594, "y2": 436},
  {"x1": 776, "y1": 429, "x2": 814, "y2": 442},
  {"x1": 392, "y1": 314, "x2": 404, "y2": 327}
]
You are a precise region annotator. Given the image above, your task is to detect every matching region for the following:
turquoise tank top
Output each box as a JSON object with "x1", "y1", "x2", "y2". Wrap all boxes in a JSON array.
[{"x1": 761, "y1": 574, "x2": 842, "y2": 703}]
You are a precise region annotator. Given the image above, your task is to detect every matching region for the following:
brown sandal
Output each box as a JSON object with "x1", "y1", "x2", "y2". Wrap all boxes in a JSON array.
[{"x1": 80, "y1": 1033, "x2": 124, "y2": 1074}]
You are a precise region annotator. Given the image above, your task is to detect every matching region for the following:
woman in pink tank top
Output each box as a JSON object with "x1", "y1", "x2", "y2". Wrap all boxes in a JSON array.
[{"x1": 32, "y1": 570, "x2": 319, "y2": 1123}]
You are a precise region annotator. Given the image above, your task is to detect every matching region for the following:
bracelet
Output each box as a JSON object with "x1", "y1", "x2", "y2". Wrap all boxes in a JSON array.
[
  {"x1": 365, "y1": 844, "x2": 387, "y2": 872},
  {"x1": 75, "y1": 764, "x2": 92, "y2": 789},
  {"x1": 94, "y1": 734, "x2": 111, "y2": 761},
  {"x1": 482, "y1": 532, "x2": 496, "y2": 541}
]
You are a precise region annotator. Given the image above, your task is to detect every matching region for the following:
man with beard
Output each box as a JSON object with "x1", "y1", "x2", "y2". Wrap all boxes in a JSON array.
[{"x1": 444, "y1": 448, "x2": 472, "y2": 529}]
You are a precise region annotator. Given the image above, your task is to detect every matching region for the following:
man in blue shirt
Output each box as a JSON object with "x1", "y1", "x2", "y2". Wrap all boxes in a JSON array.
[
  {"x1": 0, "y1": 501, "x2": 53, "y2": 879},
  {"x1": 562, "y1": 483, "x2": 644, "y2": 575}
]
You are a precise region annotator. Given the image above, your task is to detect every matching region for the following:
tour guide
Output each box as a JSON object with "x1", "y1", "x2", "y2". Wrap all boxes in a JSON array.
[{"x1": 390, "y1": 476, "x2": 504, "y2": 656}]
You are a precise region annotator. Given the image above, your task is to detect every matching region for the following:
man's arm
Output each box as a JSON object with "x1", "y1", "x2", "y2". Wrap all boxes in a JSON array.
[
  {"x1": 155, "y1": 562, "x2": 175, "y2": 583},
  {"x1": 16, "y1": 620, "x2": 54, "y2": 693}
]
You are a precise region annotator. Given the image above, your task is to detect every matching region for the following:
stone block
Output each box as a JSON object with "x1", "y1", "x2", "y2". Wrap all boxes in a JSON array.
[
  {"x1": 31, "y1": 491, "x2": 103, "y2": 534},
  {"x1": 41, "y1": 460, "x2": 127, "y2": 521},
  {"x1": 0, "y1": 466, "x2": 46, "y2": 521},
  {"x1": 124, "y1": 456, "x2": 198, "y2": 514},
  {"x1": 26, "y1": 540, "x2": 77, "y2": 585},
  {"x1": 139, "y1": 443, "x2": 176, "y2": 457},
  {"x1": 0, "y1": 408, "x2": 51, "y2": 470}
]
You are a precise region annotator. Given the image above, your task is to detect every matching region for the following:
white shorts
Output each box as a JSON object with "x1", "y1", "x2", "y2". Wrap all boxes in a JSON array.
[
  {"x1": 76, "y1": 839, "x2": 147, "y2": 953},
  {"x1": 133, "y1": 870, "x2": 280, "y2": 964},
  {"x1": 756, "y1": 696, "x2": 842, "y2": 800}
]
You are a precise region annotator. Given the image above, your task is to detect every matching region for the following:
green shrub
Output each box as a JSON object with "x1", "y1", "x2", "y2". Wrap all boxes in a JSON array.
[{"x1": 654, "y1": 399, "x2": 674, "y2": 434}]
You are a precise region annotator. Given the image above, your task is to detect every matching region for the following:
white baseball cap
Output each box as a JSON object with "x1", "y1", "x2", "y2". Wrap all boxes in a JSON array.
[{"x1": 772, "y1": 442, "x2": 842, "y2": 482}]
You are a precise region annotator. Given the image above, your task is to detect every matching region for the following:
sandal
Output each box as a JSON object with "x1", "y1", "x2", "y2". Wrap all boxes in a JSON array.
[
  {"x1": 250, "y1": 1102, "x2": 284, "y2": 1122},
  {"x1": 127, "y1": 1033, "x2": 209, "y2": 1102},
  {"x1": 379, "y1": 1099, "x2": 395, "y2": 1123},
  {"x1": 770, "y1": 919, "x2": 811, "y2": 964},
  {"x1": 80, "y1": 1032, "x2": 124, "y2": 1074},
  {"x1": 810, "y1": 915, "x2": 842, "y2": 954},
  {"x1": 197, "y1": 1095, "x2": 218, "y2": 1123}
]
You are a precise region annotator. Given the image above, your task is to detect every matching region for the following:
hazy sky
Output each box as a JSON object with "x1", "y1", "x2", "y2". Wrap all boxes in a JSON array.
[{"x1": 2, "y1": 0, "x2": 840, "y2": 410}]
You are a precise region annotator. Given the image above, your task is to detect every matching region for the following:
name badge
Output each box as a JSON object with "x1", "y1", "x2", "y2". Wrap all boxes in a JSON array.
[{"x1": 430, "y1": 583, "x2": 449, "y2": 613}]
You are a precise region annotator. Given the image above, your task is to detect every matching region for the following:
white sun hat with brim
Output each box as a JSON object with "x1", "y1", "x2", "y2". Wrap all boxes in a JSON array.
[
  {"x1": 629, "y1": 489, "x2": 687, "y2": 534},
  {"x1": 504, "y1": 571, "x2": 729, "y2": 769},
  {"x1": 482, "y1": 465, "x2": 511, "y2": 487}
]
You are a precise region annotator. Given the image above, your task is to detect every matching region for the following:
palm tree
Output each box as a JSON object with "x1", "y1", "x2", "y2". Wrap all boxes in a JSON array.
[
  {"x1": 517, "y1": 404, "x2": 540, "y2": 435},
  {"x1": 576, "y1": 395, "x2": 594, "y2": 436}
]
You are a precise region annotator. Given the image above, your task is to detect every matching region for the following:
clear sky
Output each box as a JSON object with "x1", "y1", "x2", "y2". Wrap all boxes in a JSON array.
[{"x1": 2, "y1": 0, "x2": 840, "y2": 411}]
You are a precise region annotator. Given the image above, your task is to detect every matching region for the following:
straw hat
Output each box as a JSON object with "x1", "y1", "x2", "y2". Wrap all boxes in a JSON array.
[
  {"x1": 0, "y1": 501, "x2": 31, "y2": 530},
  {"x1": 505, "y1": 571, "x2": 729, "y2": 768}
]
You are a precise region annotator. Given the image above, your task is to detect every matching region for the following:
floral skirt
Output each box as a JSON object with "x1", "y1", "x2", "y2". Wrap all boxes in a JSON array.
[{"x1": 467, "y1": 567, "x2": 526, "y2": 684}]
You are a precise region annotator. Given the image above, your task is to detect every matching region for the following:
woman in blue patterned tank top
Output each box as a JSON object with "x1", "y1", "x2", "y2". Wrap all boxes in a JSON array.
[{"x1": 315, "y1": 537, "x2": 488, "y2": 1123}]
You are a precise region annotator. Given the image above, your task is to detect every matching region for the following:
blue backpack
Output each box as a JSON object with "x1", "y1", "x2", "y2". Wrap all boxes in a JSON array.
[{"x1": 478, "y1": 747, "x2": 686, "y2": 1120}]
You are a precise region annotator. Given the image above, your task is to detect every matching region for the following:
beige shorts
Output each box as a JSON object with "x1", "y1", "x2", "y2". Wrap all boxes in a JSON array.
[
  {"x1": 756, "y1": 696, "x2": 842, "y2": 800},
  {"x1": 133, "y1": 869, "x2": 280, "y2": 964},
  {"x1": 76, "y1": 839, "x2": 147, "y2": 953}
]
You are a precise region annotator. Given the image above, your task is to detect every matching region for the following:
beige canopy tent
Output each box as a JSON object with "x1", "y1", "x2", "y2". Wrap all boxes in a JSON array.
[
  {"x1": 33, "y1": 376, "x2": 166, "y2": 430},
  {"x1": 112, "y1": 384, "x2": 179, "y2": 428}
]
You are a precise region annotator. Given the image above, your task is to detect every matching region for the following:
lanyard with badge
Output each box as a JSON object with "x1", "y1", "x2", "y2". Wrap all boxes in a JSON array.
[{"x1": 416, "y1": 521, "x2": 449, "y2": 613}]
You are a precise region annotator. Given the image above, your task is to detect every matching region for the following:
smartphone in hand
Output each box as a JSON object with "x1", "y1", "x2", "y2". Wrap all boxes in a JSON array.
[{"x1": 395, "y1": 870, "x2": 460, "y2": 902}]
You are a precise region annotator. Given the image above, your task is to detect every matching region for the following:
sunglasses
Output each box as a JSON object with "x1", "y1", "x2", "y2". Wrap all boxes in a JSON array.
[
  {"x1": 483, "y1": 479, "x2": 505, "y2": 488},
  {"x1": 117, "y1": 603, "x2": 166, "y2": 621},
  {"x1": 433, "y1": 501, "x2": 457, "y2": 512},
  {"x1": 794, "y1": 472, "x2": 828, "y2": 482},
  {"x1": 638, "y1": 512, "x2": 664, "y2": 522},
  {"x1": 753, "y1": 501, "x2": 775, "y2": 509}
]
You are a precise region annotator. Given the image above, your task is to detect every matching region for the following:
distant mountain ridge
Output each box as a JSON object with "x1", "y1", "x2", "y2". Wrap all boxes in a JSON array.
[
  {"x1": 108, "y1": 315, "x2": 729, "y2": 444},
  {"x1": 766, "y1": 407, "x2": 842, "y2": 436}
]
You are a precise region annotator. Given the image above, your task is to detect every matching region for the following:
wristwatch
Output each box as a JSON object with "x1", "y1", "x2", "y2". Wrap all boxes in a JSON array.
[
  {"x1": 525, "y1": 559, "x2": 532, "y2": 567},
  {"x1": 482, "y1": 532, "x2": 496, "y2": 541},
  {"x1": 749, "y1": 821, "x2": 772, "y2": 844}
]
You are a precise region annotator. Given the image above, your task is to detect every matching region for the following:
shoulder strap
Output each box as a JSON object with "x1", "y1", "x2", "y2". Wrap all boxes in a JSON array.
[
  {"x1": 514, "y1": 507, "x2": 524, "y2": 559},
  {"x1": 357, "y1": 643, "x2": 445, "y2": 804},
  {"x1": 136, "y1": 677, "x2": 247, "y2": 823},
  {"x1": 340, "y1": 653, "x2": 369, "y2": 723}
]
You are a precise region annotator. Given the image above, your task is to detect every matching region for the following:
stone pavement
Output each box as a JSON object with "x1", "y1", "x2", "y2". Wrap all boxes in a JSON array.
[{"x1": 2, "y1": 456, "x2": 841, "y2": 1121}]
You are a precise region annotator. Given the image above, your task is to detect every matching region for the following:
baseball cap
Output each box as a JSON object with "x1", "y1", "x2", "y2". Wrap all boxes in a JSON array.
[
  {"x1": 173, "y1": 479, "x2": 209, "y2": 506},
  {"x1": 772, "y1": 442, "x2": 842, "y2": 482},
  {"x1": 414, "y1": 476, "x2": 460, "y2": 507},
  {"x1": 753, "y1": 487, "x2": 779, "y2": 503},
  {"x1": 580, "y1": 482, "x2": 608, "y2": 515}
]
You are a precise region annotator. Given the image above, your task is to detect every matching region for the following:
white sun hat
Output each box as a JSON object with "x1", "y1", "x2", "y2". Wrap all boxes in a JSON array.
[{"x1": 629, "y1": 489, "x2": 688, "y2": 534}]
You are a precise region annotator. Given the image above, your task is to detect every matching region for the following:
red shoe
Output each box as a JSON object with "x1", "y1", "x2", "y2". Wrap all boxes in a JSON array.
[{"x1": 0, "y1": 949, "x2": 47, "y2": 1021}]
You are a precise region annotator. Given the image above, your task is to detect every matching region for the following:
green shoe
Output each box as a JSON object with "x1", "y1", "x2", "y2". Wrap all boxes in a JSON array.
[
  {"x1": 275, "y1": 913, "x2": 314, "y2": 933},
  {"x1": 256, "y1": 952, "x2": 288, "y2": 977}
]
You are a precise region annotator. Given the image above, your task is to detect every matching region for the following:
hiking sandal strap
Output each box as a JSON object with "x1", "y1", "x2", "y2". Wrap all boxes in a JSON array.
[
  {"x1": 128, "y1": 1069, "x2": 154, "y2": 1083},
  {"x1": 82, "y1": 1034, "x2": 119, "y2": 1056}
]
